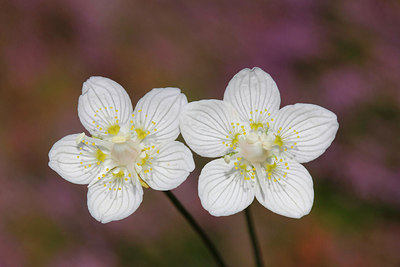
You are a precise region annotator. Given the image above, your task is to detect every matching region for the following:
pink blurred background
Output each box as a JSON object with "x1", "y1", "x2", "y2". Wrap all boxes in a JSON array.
[{"x1": 0, "y1": 0, "x2": 399, "y2": 266}]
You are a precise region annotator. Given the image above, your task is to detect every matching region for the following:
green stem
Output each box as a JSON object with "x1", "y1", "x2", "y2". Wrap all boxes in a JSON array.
[
  {"x1": 245, "y1": 207, "x2": 264, "y2": 267},
  {"x1": 164, "y1": 191, "x2": 227, "y2": 267}
]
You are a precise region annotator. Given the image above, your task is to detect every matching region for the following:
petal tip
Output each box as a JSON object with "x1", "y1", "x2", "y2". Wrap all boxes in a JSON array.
[
  {"x1": 235, "y1": 66, "x2": 272, "y2": 77},
  {"x1": 82, "y1": 76, "x2": 106, "y2": 93},
  {"x1": 151, "y1": 87, "x2": 181, "y2": 94},
  {"x1": 82, "y1": 76, "x2": 126, "y2": 95}
]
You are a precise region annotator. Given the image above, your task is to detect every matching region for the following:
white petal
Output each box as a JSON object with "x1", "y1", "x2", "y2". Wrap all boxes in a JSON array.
[
  {"x1": 255, "y1": 159, "x2": 313, "y2": 219},
  {"x1": 49, "y1": 134, "x2": 113, "y2": 185},
  {"x1": 132, "y1": 88, "x2": 187, "y2": 143},
  {"x1": 180, "y1": 100, "x2": 246, "y2": 158},
  {"x1": 78, "y1": 77, "x2": 133, "y2": 138},
  {"x1": 223, "y1": 67, "x2": 281, "y2": 124},
  {"x1": 271, "y1": 103, "x2": 339, "y2": 163},
  {"x1": 139, "y1": 141, "x2": 195, "y2": 190},
  {"x1": 198, "y1": 158, "x2": 255, "y2": 216},
  {"x1": 87, "y1": 171, "x2": 143, "y2": 223}
]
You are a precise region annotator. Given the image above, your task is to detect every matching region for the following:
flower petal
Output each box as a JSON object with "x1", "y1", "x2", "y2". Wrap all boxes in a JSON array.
[
  {"x1": 78, "y1": 77, "x2": 133, "y2": 138},
  {"x1": 180, "y1": 100, "x2": 246, "y2": 158},
  {"x1": 198, "y1": 158, "x2": 255, "y2": 216},
  {"x1": 139, "y1": 141, "x2": 195, "y2": 190},
  {"x1": 255, "y1": 159, "x2": 313, "y2": 219},
  {"x1": 131, "y1": 88, "x2": 187, "y2": 143},
  {"x1": 49, "y1": 134, "x2": 113, "y2": 185},
  {"x1": 223, "y1": 67, "x2": 281, "y2": 124},
  {"x1": 271, "y1": 103, "x2": 339, "y2": 163},
  {"x1": 87, "y1": 169, "x2": 143, "y2": 223}
]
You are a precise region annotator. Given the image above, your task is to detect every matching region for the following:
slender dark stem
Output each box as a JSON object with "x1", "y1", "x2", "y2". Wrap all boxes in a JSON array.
[
  {"x1": 164, "y1": 191, "x2": 226, "y2": 267},
  {"x1": 245, "y1": 207, "x2": 264, "y2": 267}
]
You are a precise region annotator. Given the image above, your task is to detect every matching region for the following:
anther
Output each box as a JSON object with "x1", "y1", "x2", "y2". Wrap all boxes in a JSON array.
[
  {"x1": 75, "y1": 133, "x2": 85, "y2": 145},
  {"x1": 224, "y1": 155, "x2": 231, "y2": 164}
]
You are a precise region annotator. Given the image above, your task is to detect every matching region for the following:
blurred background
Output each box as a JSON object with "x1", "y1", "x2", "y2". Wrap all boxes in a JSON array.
[{"x1": 0, "y1": 0, "x2": 399, "y2": 266}]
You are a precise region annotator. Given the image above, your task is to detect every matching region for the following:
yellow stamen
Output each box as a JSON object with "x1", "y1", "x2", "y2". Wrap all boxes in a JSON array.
[
  {"x1": 232, "y1": 133, "x2": 241, "y2": 145},
  {"x1": 108, "y1": 124, "x2": 120, "y2": 135},
  {"x1": 139, "y1": 177, "x2": 149, "y2": 188},
  {"x1": 135, "y1": 128, "x2": 148, "y2": 140},
  {"x1": 96, "y1": 149, "x2": 107, "y2": 162},
  {"x1": 274, "y1": 135, "x2": 284, "y2": 147},
  {"x1": 250, "y1": 122, "x2": 263, "y2": 130},
  {"x1": 113, "y1": 170, "x2": 125, "y2": 178},
  {"x1": 266, "y1": 162, "x2": 277, "y2": 173}
]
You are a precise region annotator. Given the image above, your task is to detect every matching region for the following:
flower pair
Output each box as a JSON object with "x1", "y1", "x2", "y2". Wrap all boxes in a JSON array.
[{"x1": 49, "y1": 67, "x2": 339, "y2": 223}]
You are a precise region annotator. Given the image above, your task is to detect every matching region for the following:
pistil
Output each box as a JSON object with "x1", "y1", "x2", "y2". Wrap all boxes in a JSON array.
[
  {"x1": 111, "y1": 139, "x2": 141, "y2": 166},
  {"x1": 238, "y1": 132, "x2": 270, "y2": 164}
]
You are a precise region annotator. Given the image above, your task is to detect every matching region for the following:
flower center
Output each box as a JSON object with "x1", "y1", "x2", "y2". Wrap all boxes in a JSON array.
[
  {"x1": 238, "y1": 132, "x2": 273, "y2": 164},
  {"x1": 111, "y1": 139, "x2": 141, "y2": 166}
]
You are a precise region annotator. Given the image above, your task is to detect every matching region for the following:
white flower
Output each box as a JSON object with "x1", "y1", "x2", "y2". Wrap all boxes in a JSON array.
[
  {"x1": 180, "y1": 67, "x2": 338, "y2": 218},
  {"x1": 49, "y1": 77, "x2": 194, "y2": 223}
]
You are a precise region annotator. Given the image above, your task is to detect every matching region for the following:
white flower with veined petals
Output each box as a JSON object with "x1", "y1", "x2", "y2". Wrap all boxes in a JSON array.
[
  {"x1": 180, "y1": 67, "x2": 339, "y2": 218},
  {"x1": 49, "y1": 77, "x2": 194, "y2": 223}
]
